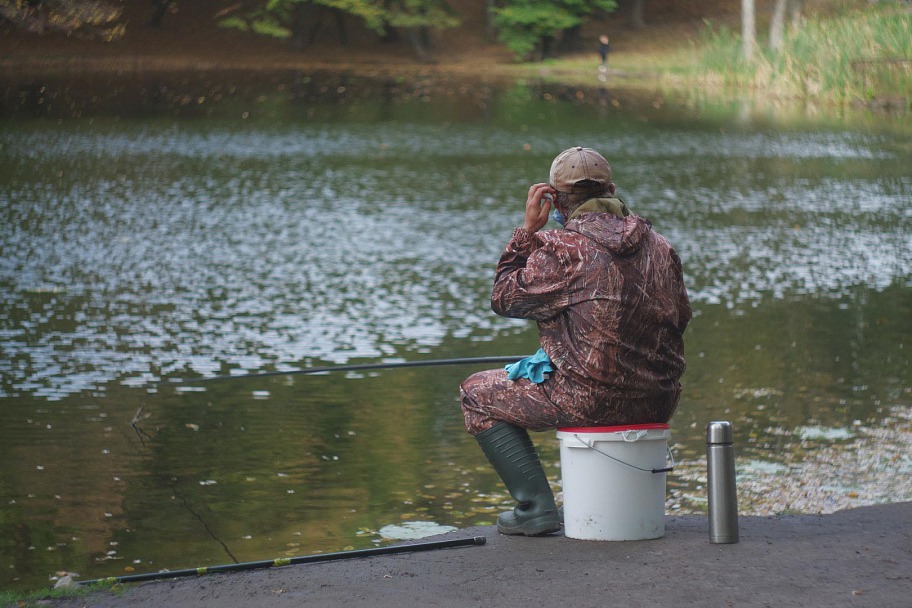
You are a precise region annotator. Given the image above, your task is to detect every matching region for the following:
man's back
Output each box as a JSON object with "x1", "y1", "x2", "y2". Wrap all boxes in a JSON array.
[{"x1": 493, "y1": 212, "x2": 691, "y2": 423}]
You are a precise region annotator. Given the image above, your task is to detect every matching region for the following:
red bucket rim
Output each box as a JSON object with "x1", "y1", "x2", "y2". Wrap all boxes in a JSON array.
[{"x1": 557, "y1": 423, "x2": 669, "y2": 433}]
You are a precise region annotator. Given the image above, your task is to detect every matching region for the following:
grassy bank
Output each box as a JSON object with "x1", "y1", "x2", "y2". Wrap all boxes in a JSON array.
[
  {"x1": 0, "y1": 580, "x2": 119, "y2": 608},
  {"x1": 698, "y1": 3, "x2": 911, "y2": 105},
  {"x1": 516, "y1": 2, "x2": 911, "y2": 107}
]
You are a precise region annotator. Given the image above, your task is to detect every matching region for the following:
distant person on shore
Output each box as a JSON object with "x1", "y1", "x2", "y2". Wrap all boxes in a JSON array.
[
  {"x1": 460, "y1": 146, "x2": 691, "y2": 536},
  {"x1": 598, "y1": 34, "x2": 611, "y2": 66}
]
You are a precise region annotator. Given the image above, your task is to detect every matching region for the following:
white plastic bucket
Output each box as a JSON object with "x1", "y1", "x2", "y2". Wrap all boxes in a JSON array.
[{"x1": 556, "y1": 423, "x2": 671, "y2": 541}]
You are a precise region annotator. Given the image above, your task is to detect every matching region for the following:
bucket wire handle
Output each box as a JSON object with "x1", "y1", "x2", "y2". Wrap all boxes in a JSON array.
[{"x1": 573, "y1": 434, "x2": 675, "y2": 474}]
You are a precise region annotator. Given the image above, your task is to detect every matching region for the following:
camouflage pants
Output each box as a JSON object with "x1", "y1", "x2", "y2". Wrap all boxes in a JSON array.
[{"x1": 460, "y1": 368, "x2": 592, "y2": 435}]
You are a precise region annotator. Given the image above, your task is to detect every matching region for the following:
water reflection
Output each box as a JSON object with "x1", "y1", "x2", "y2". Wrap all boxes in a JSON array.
[{"x1": 0, "y1": 74, "x2": 910, "y2": 590}]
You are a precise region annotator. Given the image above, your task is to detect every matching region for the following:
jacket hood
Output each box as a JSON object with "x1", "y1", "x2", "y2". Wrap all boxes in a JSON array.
[{"x1": 566, "y1": 212, "x2": 652, "y2": 256}]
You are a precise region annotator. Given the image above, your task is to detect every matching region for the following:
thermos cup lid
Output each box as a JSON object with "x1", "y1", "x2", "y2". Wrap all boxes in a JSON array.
[{"x1": 706, "y1": 420, "x2": 733, "y2": 444}]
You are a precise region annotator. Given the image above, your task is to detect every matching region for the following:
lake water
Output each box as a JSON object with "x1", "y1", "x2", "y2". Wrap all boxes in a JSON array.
[{"x1": 1, "y1": 71, "x2": 910, "y2": 591}]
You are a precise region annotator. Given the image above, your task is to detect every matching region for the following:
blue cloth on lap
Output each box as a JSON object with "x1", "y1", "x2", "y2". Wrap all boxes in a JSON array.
[{"x1": 504, "y1": 348, "x2": 554, "y2": 384}]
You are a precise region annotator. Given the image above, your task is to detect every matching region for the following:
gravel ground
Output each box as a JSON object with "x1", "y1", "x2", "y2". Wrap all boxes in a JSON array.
[{"x1": 43, "y1": 501, "x2": 912, "y2": 608}]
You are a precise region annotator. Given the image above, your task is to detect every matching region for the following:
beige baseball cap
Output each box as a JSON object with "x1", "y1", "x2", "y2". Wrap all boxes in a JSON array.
[{"x1": 549, "y1": 146, "x2": 612, "y2": 193}]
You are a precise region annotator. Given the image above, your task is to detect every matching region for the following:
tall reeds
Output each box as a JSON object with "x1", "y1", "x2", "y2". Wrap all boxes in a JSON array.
[{"x1": 697, "y1": 3, "x2": 911, "y2": 104}]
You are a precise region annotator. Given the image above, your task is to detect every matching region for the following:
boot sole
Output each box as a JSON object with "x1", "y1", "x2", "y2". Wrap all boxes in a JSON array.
[{"x1": 497, "y1": 516, "x2": 562, "y2": 537}]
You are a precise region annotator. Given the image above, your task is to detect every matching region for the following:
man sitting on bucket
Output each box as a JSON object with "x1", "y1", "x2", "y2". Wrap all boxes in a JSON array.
[{"x1": 460, "y1": 146, "x2": 691, "y2": 536}]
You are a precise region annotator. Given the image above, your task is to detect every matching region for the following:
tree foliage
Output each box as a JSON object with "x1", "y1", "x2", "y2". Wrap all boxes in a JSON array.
[
  {"x1": 290, "y1": 0, "x2": 387, "y2": 33},
  {"x1": 0, "y1": 0, "x2": 125, "y2": 40},
  {"x1": 218, "y1": 0, "x2": 458, "y2": 58},
  {"x1": 383, "y1": 0, "x2": 458, "y2": 30},
  {"x1": 492, "y1": 0, "x2": 618, "y2": 61},
  {"x1": 218, "y1": 0, "x2": 607, "y2": 62}
]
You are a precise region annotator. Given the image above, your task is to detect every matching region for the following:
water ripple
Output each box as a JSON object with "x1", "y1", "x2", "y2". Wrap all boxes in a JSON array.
[{"x1": 1, "y1": 120, "x2": 909, "y2": 399}]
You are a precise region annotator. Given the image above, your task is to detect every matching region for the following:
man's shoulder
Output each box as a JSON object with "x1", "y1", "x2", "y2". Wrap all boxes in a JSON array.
[
  {"x1": 535, "y1": 228, "x2": 590, "y2": 246},
  {"x1": 533, "y1": 228, "x2": 605, "y2": 260}
]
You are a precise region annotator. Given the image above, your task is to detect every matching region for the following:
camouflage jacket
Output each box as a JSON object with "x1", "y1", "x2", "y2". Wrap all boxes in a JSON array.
[{"x1": 491, "y1": 212, "x2": 692, "y2": 424}]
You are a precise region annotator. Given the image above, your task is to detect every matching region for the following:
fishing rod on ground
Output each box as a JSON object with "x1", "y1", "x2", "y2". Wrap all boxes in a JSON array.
[
  {"x1": 167, "y1": 355, "x2": 527, "y2": 384},
  {"x1": 76, "y1": 535, "x2": 487, "y2": 586}
]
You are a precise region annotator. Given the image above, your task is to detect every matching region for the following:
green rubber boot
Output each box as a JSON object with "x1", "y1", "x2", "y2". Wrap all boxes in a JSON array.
[{"x1": 475, "y1": 422, "x2": 561, "y2": 536}]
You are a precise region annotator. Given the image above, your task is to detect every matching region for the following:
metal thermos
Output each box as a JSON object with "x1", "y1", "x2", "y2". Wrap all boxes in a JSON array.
[{"x1": 706, "y1": 421, "x2": 739, "y2": 543}]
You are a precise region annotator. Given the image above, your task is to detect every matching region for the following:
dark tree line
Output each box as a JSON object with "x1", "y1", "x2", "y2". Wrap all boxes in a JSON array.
[{"x1": 1, "y1": 0, "x2": 809, "y2": 63}]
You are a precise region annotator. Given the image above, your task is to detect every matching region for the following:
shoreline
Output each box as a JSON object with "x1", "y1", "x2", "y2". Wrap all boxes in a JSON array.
[
  {"x1": 37, "y1": 501, "x2": 912, "y2": 608},
  {"x1": 3, "y1": 55, "x2": 908, "y2": 120}
]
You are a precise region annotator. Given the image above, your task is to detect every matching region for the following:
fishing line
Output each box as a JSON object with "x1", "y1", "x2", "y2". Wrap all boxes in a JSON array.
[
  {"x1": 109, "y1": 355, "x2": 517, "y2": 574},
  {"x1": 120, "y1": 398, "x2": 236, "y2": 563},
  {"x1": 170, "y1": 481, "x2": 239, "y2": 564},
  {"x1": 130, "y1": 404, "x2": 153, "y2": 447}
]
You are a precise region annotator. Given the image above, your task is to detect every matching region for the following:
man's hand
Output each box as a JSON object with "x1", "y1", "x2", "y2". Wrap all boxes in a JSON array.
[{"x1": 524, "y1": 183, "x2": 556, "y2": 232}]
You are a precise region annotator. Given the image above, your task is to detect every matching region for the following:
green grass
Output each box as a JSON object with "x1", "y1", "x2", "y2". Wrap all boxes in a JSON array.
[
  {"x1": 0, "y1": 581, "x2": 120, "y2": 608},
  {"x1": 500, "y1": 1, "x2": 910, "y2": 106},
  {"x1": 696, "y1": 2, "x2": 912, "y2": 103}
]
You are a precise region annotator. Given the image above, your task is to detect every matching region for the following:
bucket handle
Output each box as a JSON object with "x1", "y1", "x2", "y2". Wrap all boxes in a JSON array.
[{"x1": 572, "y1": 434, "x2": 675, "y2": 474}]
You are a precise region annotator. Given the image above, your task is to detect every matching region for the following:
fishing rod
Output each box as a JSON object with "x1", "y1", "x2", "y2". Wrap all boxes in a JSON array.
[
  {"x1": 173, "y1": 355, "x2": 526, "y2": 384},
  {"x1": 77, "y1": 535, "x2": 486, "y2": 586}
]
